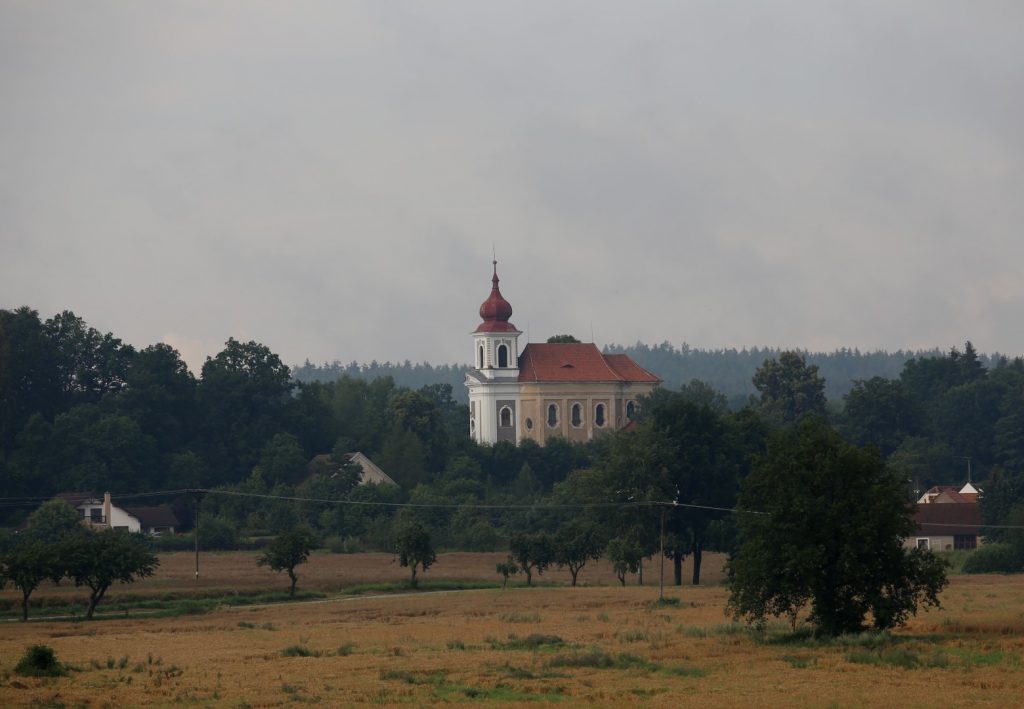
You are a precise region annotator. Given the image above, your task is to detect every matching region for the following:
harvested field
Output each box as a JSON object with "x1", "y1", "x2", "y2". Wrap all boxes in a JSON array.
[{"x1": 2, "y1": 553, "x2": 1024, "y2": 707}]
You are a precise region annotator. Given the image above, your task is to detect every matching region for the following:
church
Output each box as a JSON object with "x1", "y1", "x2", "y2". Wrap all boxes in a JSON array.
[{"x1": 466, "y1": 262, "x2": 660, "y2": 445}]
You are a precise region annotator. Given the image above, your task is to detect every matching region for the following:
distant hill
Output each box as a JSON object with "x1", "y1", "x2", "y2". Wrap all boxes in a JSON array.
[{"x1": 292, "y1": 344, "x2": 1005, "y2": 406}]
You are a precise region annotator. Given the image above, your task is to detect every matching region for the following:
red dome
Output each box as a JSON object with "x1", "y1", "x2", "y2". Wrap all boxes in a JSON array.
[{"x1": 475, "y1": 261, "x2": 518, "y2": 333}]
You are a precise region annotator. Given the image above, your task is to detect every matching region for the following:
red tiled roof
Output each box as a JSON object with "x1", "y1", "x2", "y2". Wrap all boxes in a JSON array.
[
  {"x1": 914, "y1": 503, "x2": 982, "y2": 536},
  {"x1": 517, "y1": 343, "x2": 661, "y2": 383}
]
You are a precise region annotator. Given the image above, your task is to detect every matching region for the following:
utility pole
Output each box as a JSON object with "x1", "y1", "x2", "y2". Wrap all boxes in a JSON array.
[
  {"x1": 658, "y1": 506, "x2": 665, "y2": 601},
  {"x1": 193, "y1": 492, "x2": 202, "y2": 581}
]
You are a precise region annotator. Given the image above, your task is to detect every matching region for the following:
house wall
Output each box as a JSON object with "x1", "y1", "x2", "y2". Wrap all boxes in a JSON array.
[
  {"x1": 517, "y1": 380, "x2": 657, "y2": 445},
  {"x1": 109, "y1": 506, "x2": 141, "y2": 533}
]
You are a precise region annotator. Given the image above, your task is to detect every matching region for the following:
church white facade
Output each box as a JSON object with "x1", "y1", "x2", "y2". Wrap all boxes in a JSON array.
[{"x1": 466, "y1": 263, "x2": 660, "y2": 446}]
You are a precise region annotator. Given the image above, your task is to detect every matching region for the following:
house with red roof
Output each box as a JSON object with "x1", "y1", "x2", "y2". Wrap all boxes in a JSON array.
[
  {"x1": 908, "y1": 482, "x2": 983, "y2": 552},
  {"x1": 465, "y1": 262, "x2": 660, "y2": 445}
]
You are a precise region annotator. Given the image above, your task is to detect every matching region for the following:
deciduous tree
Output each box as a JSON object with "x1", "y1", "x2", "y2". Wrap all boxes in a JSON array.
[
  {"x1": 257, "y1": 527, "x2": 318, "y2": 596},
  {"x1": 62, "y1": 530, "x2": 159, "y2": 619},
  {"x1": 727, "y1": 420, "x2": 948, "y2": 636}
]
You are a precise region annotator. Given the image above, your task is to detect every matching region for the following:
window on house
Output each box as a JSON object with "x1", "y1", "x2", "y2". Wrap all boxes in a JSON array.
[
  {"x1": 916, "y1": 538, "x2": 930, "y2": 550},
  {"x1": 499, "y1": 406, "x2": 512, "y2": 427},
  {"x1": 524, "y1": 417, "x2": 533, "y2": 431},
  {"x1": 547, "y1": 404, "x2": 558, "y2": 428},
  {"x1": 90, "y1": 508, "x2": 103, "y2": 522},
  {"x1": 626, "y1": 400, "x2": 636, "y2": 420},
  {"x1": 953, "y1": 535, "x2": 977, "y2": 550},
  {"x1": 595, "y1": 403, "x2": 606, "y2": 427},
  {"x1": 571, "y1": 403, "x2": 582, "y2": 427},
  {"x1": 497, "y1": 344, "x2": 509, "y2": 368}
]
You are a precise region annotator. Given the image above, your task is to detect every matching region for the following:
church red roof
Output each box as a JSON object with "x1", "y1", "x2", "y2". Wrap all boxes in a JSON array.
[{"x1": 517, "y1": 343, "x2": 661, "y2": 383}]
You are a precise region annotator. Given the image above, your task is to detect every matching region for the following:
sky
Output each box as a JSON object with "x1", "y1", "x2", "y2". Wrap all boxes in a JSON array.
[{"x1": 2, "y1": 1, "x2": 1022, "y2": 374}]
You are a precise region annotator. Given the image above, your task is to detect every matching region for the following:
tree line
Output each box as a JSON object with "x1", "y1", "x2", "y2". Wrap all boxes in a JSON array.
[{"x1": 4, "y1": 305, "x2": 1024, "y2": 634}]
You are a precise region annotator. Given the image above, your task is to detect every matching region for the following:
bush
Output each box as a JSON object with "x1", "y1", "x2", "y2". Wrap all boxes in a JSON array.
[
  {"x1": 15, "y1": 645, "x2": 66, "y2": 677},
  {"x1": 962, "y1": 544, "x2": 1024, "y2": 574},
  {"x1": 199, "y1": 516, "x2": 239, "y2": 551}
]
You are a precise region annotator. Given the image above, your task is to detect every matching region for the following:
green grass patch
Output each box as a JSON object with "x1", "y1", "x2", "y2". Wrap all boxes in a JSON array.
[
  {"x1": 646, "y1": 597, "x2": 682, "y2": 609},
  {"x1": 434, "y1": 683, "x2": 564, "y2": 702},
  {"x1": 336, "y1": 642, "x2": 356, "y2": 656},
  {"x1": 500, "y1": 612, "x2": 541, "y2": 623},
  {"x1": 340, "y1": 580, "x2": 500, "y2": 596},
  {"x1": 1, "y1": 590, "x2": 327, "y2": 621},
  {"x1": 281, "y1": 645, "x2": 321, "y2": 658},
  {"x1": 616, "y1": 629, "x2": 649, "y2": 643},
  {"x1": 781, "y1": 653, "x2": 817, "y2": 669},
  {"x1": 489, "y1": 633, "x2": 567, "y2": 651}
]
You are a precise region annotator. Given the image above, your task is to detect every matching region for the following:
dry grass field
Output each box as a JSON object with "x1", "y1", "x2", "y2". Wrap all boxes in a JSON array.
[{"x1": 2, "y1": 552, "x2": 1024, "y2": 707}]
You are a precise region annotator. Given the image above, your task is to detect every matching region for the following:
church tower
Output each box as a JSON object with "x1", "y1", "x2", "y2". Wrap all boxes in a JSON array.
[{"x1": 466, "y1": 261, "x2": 521, "y2": 444}]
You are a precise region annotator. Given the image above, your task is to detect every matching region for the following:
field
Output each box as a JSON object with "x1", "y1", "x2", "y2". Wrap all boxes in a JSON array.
[{"x1": 3, "y1": 552, "x2": 1024, "y2": 707}]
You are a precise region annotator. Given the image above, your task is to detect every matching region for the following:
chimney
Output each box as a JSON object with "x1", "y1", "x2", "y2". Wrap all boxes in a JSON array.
[{"x1": 103, "y1": 491, "x2": 112, "y2": 527}]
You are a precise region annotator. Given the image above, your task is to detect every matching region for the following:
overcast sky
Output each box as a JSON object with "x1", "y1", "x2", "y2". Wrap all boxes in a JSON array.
[{"x1": 2, "y1": 1, "x2": 1022, "y2": 374}]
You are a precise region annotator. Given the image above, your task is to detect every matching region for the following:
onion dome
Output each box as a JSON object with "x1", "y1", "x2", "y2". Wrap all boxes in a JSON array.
[{"x1": 475, "y1": 261, "x2": 519, "y2": 333}]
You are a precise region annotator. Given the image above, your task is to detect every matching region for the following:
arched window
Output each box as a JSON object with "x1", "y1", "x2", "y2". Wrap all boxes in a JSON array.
[
  {"x1": 478, "y1": 345, "x2": 484, "y2": 369},
  {"x1": 571, "y1": 403, "x2": 582, "y2": 427},
  {"x1": 497, "y1": 343, "x2": 509, "y2": 368},
  {"x1": 499, "y1": 406, "x2": 512, "y2": 428},
  {"x1": 595, "y1": 403, "x2": 606, "y2": 427},
  {"x1": 524, "y1": 417, "x2": 533, "y2": 431},
  {"x1": 547, "y1": 403, "x2": 558, "y2": 428},
  {"x1": 626, "y1": 400, "x2": 636, "y2": 420}
]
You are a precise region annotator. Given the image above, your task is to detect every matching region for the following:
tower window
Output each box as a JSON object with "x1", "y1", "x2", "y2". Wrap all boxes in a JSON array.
[
  {"x1": 571, "y1": 403, "x2": 582, "y2": 427},
  {"x1": 499, "y1": 406, "x2": 512, "y2": 428},
  {"x1": 595, "y1": 403, "x2": 606, "y2": 427},
  {"x1": 497, "y1": 343, "x2": 509, "y2": 368},
  {"x1": 547, "y1": 403, "x2": 559, "y2": 428},
  {"x1": 478, "y1": 345, "x2": 484, "y2": 369}
]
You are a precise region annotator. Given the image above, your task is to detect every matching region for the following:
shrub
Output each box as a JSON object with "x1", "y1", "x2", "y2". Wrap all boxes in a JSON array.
[
  {"x1": 962, "y1": 544, "x2": 1024, "y2": 574},
  {"x1": 15, "y1": 645, "x2": 66, "y2": 677}
]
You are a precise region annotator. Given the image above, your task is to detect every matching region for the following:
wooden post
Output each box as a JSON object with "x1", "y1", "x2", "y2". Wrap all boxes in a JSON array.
[{"x1": 659, "y1": 506, "x2": 665, "y2": 600}]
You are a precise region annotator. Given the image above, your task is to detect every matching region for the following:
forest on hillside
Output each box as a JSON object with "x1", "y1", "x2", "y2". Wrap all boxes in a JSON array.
[
  {"x1": 3, "y1": 305, "x2": 1024, "y2": 580},
  {"x1": 292, "y1": 342, "x2": 1005, "y2": 406}
]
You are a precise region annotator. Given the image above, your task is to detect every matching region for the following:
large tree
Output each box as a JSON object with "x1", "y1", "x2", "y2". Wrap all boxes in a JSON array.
[
  {"x1": 62, "y1": 529, "x2": 160, "y2": 619},
  {"x1": 727, "y1": 419, "x2": 948, "y2": 636},
  {"x1": 197, "y1": 338, "x2": 294, "y2": 484},
  {"x1": 752, "y1": 351, "x2": 827, "y2": 426},
  {"x1": 257, "y1": 527, "x2": 318, "y2": 596},
  {"x1": 393, "y1": 518, "x2": 436, "y2": 588}
]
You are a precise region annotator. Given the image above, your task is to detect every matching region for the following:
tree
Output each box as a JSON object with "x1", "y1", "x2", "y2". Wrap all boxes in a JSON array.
[
  {"x1": 0, "y1": 540, "x2": 62, "y2": 621},
  {"x1": 554, "y1": 519, "x2": 604, "y2": 587},
  {"x1": 496, "y1": 556, "x2": 519, "y2": 587},
  {"x1": 197, "y1": 338, "x2": 294, "y2": 484},
  {"x1": 23, "y1": 499, "x2": 85, "y2": 543},
  {"x1": 62, "y1": 529, "x2": 159, "y2": 619},
  {"x1": 546, "y1": 335, "x2": 581, "y2": 344},
  {"x1": 727, "y1": 420, "x2": 948, "y2": 636},
  {"x1": 509, "y1": 532, "x2": 554, "y2": 586},
  {"x1": 752, "y1": 351, "x2": 827, "y2": 426},
  {"x1": 394, "y1": 519, "x2": 436, "y2": 588},
  {"x1": 605, "y1": 537, "x2": 642, "y2": 586},
  {"x1": 841, "y1": 377, "x2": 921, "y2": 456},
  {"x1": 257, "y1": 528, "x2": 318, "y2": 596}
]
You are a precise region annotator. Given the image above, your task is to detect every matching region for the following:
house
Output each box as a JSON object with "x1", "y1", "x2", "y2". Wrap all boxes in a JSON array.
[
  {"x1": 466, "y1": 262, "x2": 661, "y2": 445},
  {"x1": 53, "y1": 491, "x2": 178, "y2": 535},
  {"x1": 908, "y1": 482, "x2": 982, "y2": 552},
  {"x1": 306, "y1": 452, "x2": 398, "y2": 487}
]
